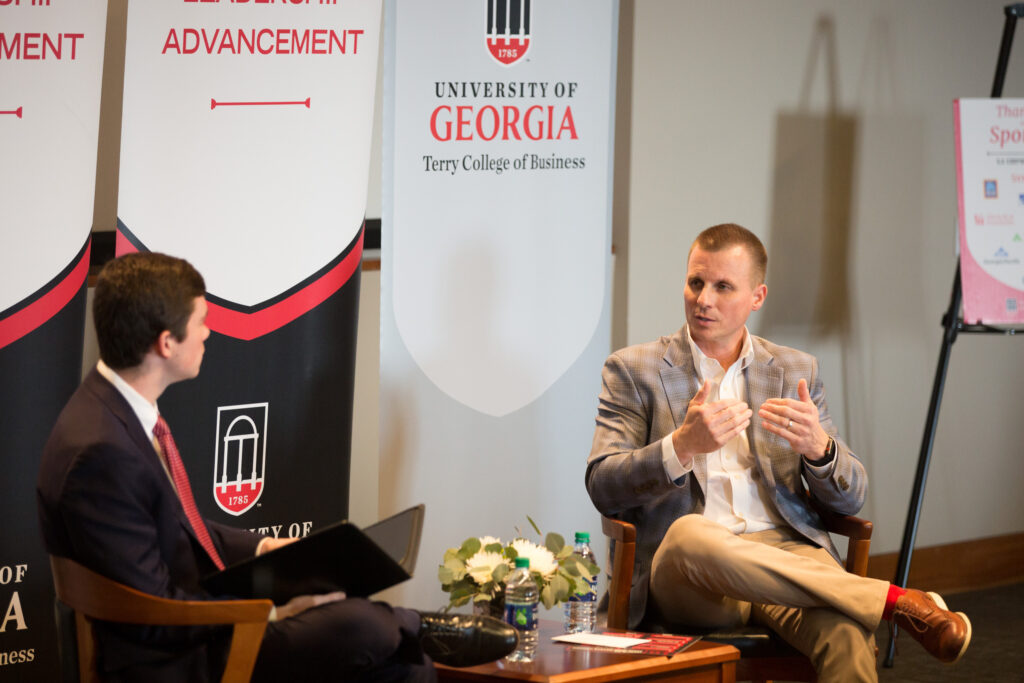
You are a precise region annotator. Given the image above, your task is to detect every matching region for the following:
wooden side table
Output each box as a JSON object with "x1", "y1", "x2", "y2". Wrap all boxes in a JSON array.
[{"x1": 435, "y1": 621, "x2": 739, "y2": 682}]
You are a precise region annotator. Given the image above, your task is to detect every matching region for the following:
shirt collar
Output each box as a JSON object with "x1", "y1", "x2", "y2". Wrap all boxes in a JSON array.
[
  {"x1": 96, "y1": 360, "x2": 160, "y2": 439},
  {"x1": 685, "y1": 326, "x2": 754, "y2": 382}
]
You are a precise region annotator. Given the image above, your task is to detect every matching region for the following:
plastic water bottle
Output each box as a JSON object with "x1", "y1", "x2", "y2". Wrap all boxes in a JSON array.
[
  {"x1": 563, "y1": 531, "x2": 597, "y2": 633},
  {"x1": 504, "y1": 556, "x2": 538, "y2": 661}
]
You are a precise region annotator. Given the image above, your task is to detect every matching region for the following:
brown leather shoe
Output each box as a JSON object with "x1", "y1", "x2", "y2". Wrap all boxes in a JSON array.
[{"x1": 892, "y1": 590, "x2": 971, "y2": 663}]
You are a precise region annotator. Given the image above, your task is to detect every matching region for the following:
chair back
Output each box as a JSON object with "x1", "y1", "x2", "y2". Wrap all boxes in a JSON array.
[{"x1": 49, "y1": 555, "x2": 273, "y2": 683}]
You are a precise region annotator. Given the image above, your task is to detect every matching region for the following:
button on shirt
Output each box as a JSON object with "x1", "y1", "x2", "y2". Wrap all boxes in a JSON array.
[{"x1": 660, "y1": 329, "x2": 787, "y2": 534}]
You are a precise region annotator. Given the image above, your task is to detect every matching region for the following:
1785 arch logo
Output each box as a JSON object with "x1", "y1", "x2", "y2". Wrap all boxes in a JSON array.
[
  {"x1": 486, "y1": 0, "x2": 531, "y2": 66},
  {"x1": 213, "y1": 402, "x2": 268, "y2": 516}
]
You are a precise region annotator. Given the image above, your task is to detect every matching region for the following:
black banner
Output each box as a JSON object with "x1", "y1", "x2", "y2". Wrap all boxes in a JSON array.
[
  {"x1": 0, "y1": 240, "x2": 89, "y2": 682},
  {"x1": 119, "y1": 227, "x2": 363, "y2": 535}
]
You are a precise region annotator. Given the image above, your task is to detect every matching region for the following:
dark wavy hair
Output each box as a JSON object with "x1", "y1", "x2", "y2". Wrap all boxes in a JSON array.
[
  {"x1": 690, "y1": 223, "x2": 768, "y2": 284},
  {"x1": 93, "y1": 252, "x2": 206, "y2": 369}
]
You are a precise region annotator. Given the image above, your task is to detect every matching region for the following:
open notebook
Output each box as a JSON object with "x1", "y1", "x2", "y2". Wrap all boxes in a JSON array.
[{"x1": 201, "y1": 504, "x2": 424, "y2": 603}]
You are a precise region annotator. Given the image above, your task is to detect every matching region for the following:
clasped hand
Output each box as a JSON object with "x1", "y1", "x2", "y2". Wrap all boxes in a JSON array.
[
  {"x1": 256, "y1": 536, "x2": 347, "y2": 621},
  {"x1": 757, "y1": 378, "x2": 829, "y2": 460},
  {"x1": 272, "y1": 591, "x2": 347, "y2": 622},
  {"x1": 672, "y1": 378, "x2": 831, "y2": 465},
  {"x1": 671, "y1": 380, "x2": 752, "y2": 466}
]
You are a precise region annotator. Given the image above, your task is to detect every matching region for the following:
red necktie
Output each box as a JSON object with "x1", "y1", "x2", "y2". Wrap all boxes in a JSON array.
[{"x1": 153, "y1": 416, "x2": 225, "y2": 570}]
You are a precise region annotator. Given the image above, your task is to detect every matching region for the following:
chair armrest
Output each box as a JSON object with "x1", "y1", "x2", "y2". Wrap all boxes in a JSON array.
[
  {"x1": 600, "y1": 517, "x2": 636, "y2": 630},
  {"x1": 51, "y1": 556, "x2": 273, "y2": 626},
  {"x1": 808, "y1": 501, "x2": 873, "y2": 577},
  {"x1": 51, "y1": 555, "x2": 273, "y2": 683}
]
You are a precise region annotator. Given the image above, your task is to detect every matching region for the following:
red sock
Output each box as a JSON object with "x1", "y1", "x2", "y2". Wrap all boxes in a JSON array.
[{"x1": 882, "y1": 584, "x2": 907, "y2": 621}]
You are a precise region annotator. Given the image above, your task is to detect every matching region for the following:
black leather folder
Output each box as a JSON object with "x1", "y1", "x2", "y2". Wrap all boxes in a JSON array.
[{"x1": 201, "y1": 504, "x2": 424, "y2": 603}]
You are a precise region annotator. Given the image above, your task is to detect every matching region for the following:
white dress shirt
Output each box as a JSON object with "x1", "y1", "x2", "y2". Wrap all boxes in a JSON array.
[
  {"x1": 96, "y1": 360, "x2": 175, "y2": 487},
  {"x1": 660, "y1": 328, "x2": 833, "y2": 534}
]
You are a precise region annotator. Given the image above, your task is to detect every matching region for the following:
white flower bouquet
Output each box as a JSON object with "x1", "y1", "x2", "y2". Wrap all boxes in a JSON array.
[{"x1": 438, "y1": 518, "x2": 599, "y2": 610}]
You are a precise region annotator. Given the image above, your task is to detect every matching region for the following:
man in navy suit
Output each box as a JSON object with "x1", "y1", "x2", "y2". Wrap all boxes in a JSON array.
[{"x1": 38, "y1": 252, "x2": 514, "y2": 682}]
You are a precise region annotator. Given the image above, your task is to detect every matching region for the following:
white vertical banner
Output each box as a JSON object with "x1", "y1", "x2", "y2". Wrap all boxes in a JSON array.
[
  {"x1": 0, "y1": 2, "x2": 107, "y2": 679},
  {"x1": 381, "y1": 0, "x2": 617, "y2": 610},
  {"x1": 118, "y1": 2, "x2": 382, "y2": 535},
  {"x1": 0, "y1": 1, "x2": 103, "y2": 339}
]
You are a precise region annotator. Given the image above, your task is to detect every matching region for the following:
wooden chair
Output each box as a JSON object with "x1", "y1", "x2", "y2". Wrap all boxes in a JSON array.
[
  {"x1": 601, "y1": 502, "x2": 873, "y2": 683},
  {"x1": 50, "y1": 555, "x2": 274, "y2": 683}
]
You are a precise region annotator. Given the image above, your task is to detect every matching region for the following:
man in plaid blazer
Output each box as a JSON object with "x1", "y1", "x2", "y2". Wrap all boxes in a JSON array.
[{"x1": 586, "y1": 224, "x2": 970, "y2": 681}]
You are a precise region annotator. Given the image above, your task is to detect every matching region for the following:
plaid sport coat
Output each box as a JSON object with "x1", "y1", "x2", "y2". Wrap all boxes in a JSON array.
[{"x1": 585, "y1": 326, "x2": 867, "y2": 627}]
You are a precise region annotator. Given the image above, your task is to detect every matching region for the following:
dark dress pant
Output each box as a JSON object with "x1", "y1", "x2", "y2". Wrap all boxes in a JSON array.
[{"x1": 252, "y1": 598, "x2": 435, "y2": 683}]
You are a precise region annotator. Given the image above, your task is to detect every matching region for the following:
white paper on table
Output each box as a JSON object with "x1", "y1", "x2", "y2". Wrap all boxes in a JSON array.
[{"x1": 551, "y1": 633, "x2": 650, "y2": 648}]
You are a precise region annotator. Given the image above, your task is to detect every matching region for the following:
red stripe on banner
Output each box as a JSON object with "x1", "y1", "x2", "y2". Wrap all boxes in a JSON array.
[
  {"x1": 116, "y1": 229, "x2": 139, "y2": 256},
  {"x1": 114, "y1": 226, "x2": 363, "y2": 340},
  {"x1": 209, "y1": 231, "x2": 363, "y2": 340},
  {"x1": 0, "y1": 244, "x2": 91, "y2": 350}
]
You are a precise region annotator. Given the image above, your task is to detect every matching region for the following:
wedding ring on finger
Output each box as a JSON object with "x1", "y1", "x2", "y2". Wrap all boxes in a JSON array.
[{"x1": 787, "y1": 419, "x2": 793, "y2": 429}]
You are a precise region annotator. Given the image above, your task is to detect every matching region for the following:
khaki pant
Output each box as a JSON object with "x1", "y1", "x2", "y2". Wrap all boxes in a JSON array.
[{"x1": 650, "y1": 515, "x2": 887, "y2": 682}]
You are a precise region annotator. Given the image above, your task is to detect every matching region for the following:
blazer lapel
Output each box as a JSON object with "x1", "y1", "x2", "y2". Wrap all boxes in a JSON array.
[
  {"x1": 86, "y1": 370, "x2": 203, "y2": 545},
  {"x1": 659, "y1": 328, "x2": 707, "y2": 491},
  {"x1": 86, "y1": 369, "x2": 160, "y2": 460},
  {"x1": 745, "y1": 339, "x2": 784, "y2": 487}
]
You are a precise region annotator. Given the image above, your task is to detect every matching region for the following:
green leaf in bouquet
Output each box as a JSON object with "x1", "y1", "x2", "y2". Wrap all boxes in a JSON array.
[
  {"x1": 526, "y1": 515, "x2": 542, "y2": 536},
  {"x1": 549, "y1": 573, "x2": 571, "y2": 604},
  {"x1": 438, "y1": 566, "x2": 455, "y2": 584},
  {"x1": 540, "y1": 583, "x2": 556, "y2": 609},
  {"x1": 577, "y1": 556, "x2": 599, "y2": 578},
  {"x1": 561, "y1": 558, "x2": 582, "y2": 577},
  {"x1": 544, "y1": 532, "x2": 565, "y2": 554},
  {"x1": 484, "y1": 542, "x2": 504, "y2": 554},
  {"x1": 555, "y1": 545, "x2": 574, "y2": 561},
  {"x1": 449, "y1": 580, "x2": 475, "y2": 602},
  {"x1": 492, "y1": 563, "x2": 510, "y2": 583},
  {"x1": 458, "y1": 537, "x2": 481, "y2": 558},
  {"x1": 443, "y1": 557, "x2": 467, "y2": 581}
]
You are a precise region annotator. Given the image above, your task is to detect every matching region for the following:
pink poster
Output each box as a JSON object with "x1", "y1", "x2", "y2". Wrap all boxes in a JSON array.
[{"x1": 954, "y1": 98, "x2": 1024, "y2": 324}]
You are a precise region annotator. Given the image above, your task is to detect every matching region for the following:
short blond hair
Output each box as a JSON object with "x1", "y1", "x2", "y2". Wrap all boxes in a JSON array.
[{"x1": 690, "y1": 223, "x2": 767, "y2": 284}]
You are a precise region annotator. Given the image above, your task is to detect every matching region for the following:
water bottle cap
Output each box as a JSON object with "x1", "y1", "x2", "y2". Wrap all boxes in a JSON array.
[
  {"x1": 574, "y1": 532, "x2": 590, "y2": 542},
  {"x1": 514, "y1": 557, "x2": 530, "y2": 568}
]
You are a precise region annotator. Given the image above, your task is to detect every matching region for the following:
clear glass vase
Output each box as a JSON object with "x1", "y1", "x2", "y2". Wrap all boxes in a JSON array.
[{"x1": 472, "y1": 595, "x2": 505, "y2": 620}]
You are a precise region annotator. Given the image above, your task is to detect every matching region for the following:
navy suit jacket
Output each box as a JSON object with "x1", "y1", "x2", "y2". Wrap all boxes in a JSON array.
[{"x1": 38, "y1": 368, "x2": 263, "y2": 679}]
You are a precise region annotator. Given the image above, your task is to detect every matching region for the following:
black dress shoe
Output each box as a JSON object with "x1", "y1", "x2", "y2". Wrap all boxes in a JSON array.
[{"x1": 419, "y1": 612, "x2": 518, "y2": 667}]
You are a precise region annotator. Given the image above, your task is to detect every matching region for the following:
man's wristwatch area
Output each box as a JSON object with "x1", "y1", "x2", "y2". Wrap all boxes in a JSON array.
[
  {"x1": 804, "y1": 436, "x2": 836, "y2": 467},
  {"x1": 819, "y1": 437, "x2": 836, "y2": 464}
]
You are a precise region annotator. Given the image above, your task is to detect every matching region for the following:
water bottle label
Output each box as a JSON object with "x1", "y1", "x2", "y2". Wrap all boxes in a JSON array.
[{"x1": 505, "y1": 602, "x2": 538, "y2": 631}]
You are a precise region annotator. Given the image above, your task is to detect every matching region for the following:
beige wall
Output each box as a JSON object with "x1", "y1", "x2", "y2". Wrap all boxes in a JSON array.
[
  {"x1": 89, "y1": 0, "x2": 1024, "y2": 555},
  {"x1": 618, "y1": 0, "x2": 1024, "y2": 554}
]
